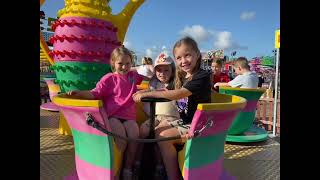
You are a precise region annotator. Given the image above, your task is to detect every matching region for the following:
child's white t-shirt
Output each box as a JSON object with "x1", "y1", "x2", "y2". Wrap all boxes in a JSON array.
[{"x1": 228, "y1": 71, "x2": 259, "y2": 88}]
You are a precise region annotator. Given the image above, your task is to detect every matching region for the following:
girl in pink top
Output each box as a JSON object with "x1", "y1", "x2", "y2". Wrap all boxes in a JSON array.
[{"x1": 66, "y1": 46, "x2": 146, "y2": 180}]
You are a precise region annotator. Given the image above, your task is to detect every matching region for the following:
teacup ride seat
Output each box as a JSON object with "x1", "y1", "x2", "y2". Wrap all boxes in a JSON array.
[
  {"x1": 178, "y1": 93, "x2": 246, "y2": 180},
  {"x1": 218, "y1": 86, "x2": 268, "y2": 143},
  {"x1": 53, "y1": 92, "x2": 246, "y2": 180},
  {"x1": 53, "y1": 94, "x2": 122, "y2": 180},
  {"x1": 53, "y1": 94, "x2": 167, "y2": 180}
]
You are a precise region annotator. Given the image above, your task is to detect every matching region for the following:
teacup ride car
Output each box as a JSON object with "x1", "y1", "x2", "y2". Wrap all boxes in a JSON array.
[
  {"x1": 53, "y1": 92, "x2": 246, "y2": 180},
  {"x1": 219, "y1": 86, "x2": 268, "y2": 143}
]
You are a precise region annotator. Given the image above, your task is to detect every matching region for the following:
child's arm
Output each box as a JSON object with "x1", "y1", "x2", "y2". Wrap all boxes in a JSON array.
[
  {"x1": 214, "y1": 82, "x2": 230, "y2": 88},
  {"x1": 133, "y1": 88, "x2": 192, "y2": 102},
  {"x1": 66, "y1": 90, "x2": 95, "y2": 100},
  {"x1": 135, "y1": 89, "x2": 152, "y2": 94}
]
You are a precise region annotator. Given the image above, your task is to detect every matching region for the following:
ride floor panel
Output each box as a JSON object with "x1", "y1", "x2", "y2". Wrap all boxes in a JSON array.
[{"x1": 40, "y1": 109, "x2": 280, "y2": 180}]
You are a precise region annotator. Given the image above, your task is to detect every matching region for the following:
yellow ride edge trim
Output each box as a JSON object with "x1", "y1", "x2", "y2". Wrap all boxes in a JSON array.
[
  {"x1": 197, "y1": 94, "x2": 247, "y2": 111},
  {"x1": 47, "y1": 85, "x2": 61, "y2": 92},
  {"x1": 219, "y1": 86, "x2": 266, "y2": 92},
  {"x1": 59, "y1": 14, "x2": 112, "y2": 22},
  {"x1": 53, "y1": 93, "x2": 245, "y2": 110},
  {"x1": 40, "y1": 31, "x2": 55, "y2": 65},
  {"x1": 53, "y1": 94, "x2": 103, "y2": 107}
]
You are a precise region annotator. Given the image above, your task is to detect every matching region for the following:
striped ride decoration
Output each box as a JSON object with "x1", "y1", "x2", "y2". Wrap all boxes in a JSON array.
[
  {"x1": 219, "y1": 87, "x2": 265, "y2": 135},
  {"x1": 51, "y1": 15, "x2": 117, "y2": 92},
  {"x1": 41, "y1": 0, "x2": 145, "y2": 92},
  {"x1": 53, "y1": 94, "x2": 121, "y2": 180},
  {"x1": 178, "y1": 93, "x2": 246, "y2": 180}
]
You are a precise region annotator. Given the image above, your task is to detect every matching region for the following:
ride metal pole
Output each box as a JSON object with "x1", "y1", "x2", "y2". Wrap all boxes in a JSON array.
[{"x1": 272, "y1": 48, "x2": 280, "y2": 136}]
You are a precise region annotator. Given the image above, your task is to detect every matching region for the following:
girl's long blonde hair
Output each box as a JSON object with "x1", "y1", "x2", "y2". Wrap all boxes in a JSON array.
[
  {"x1": 110, "y1": 46, "x2": 133, "y2": 72},
  {"x1": 173, "y1": 36, "x2": 202, "y2": 89}
]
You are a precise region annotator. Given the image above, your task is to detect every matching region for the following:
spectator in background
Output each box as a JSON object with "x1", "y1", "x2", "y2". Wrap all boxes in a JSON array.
[
  {"x1": 133, "y1": 57, "x2": 154, "y2": 79},
  {"x1": 211, "y1": 59, "x2": 230, "y2": 92},
  {"x1": 40, "y1": 11, "x2": 45, "y2": 19},
  {"x1": 214, "y1": 57, "x2": 258, "y2": 89},
  {"x1": 257, "y1": 72, "x2": 265, "y2": 88}
]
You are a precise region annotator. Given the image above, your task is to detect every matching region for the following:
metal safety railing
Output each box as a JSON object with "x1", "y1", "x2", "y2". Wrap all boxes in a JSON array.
[{"x1": 255, "y1": 97, "x2": 280, "y2": 135}]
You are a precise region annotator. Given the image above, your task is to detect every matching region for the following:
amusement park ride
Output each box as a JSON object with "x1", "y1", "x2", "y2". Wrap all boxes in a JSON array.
[{"x1": 40, "y1": 0, "x2": 279, "y2": 179}]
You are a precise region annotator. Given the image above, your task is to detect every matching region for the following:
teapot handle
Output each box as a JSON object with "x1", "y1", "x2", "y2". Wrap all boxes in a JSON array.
[{"x1": 40, "y1": 0, "x2": 55, "y2": 65}]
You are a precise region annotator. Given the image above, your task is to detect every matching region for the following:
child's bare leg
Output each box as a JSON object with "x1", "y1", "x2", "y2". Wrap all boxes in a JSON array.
[
  {"x1": 123, "y1": 120, "x2": 140, "y2": 169},
  {"x1": 154, "y1": 145, "x2": 163, "y2": 165},
  {"x1": 154, "y1": 121, "x2": 169, "y2": 166},
  {"x1": 109, "y1": 118, "x2": 127, "y2": 152},
  {"x1": 155, "y1": 126, "x2": 182, "y2": 180},
  {"x1": 135, "y1": 122, "x2": 150, "y2": 164},
  {"x1": 108, "y1": 117, "x2": 127, "y2": 179}
]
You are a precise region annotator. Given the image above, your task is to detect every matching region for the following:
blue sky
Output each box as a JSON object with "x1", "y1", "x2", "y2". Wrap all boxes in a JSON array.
[{"x1": 41, "y1": 0, "x2": 279, "y2": 63}]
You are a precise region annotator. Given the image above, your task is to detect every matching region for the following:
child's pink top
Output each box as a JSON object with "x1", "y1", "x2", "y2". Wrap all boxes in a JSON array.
[{"x1": 91, "y1": 71, "x2": 144, "y2": 120}]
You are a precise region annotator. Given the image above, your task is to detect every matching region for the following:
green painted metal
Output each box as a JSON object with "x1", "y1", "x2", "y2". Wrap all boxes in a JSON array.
[
  {"x1": 72, "y1": 129, "x2": 114, "y2": 169},
  {"x1": 226, "y1": 126, "x2": 268, "y2": 142},
  {"x1": 227, "y1": 111, "x2": 256, "y2": 135},
  {"x1": 52, "y1": 62, "x2": 112, "y2": 92},
  {"x1": 219, "y1": 87, "x2": 268, "y2": 142},
  {"x1": 184, "y1": 132, "x2": 227, "y2": 169},
  {"x1": 43, "y1": 73, "x2": 56, "y2": 78},
  {"x1": 219, "y1": 89, "x2": 264, "y2": 101}
]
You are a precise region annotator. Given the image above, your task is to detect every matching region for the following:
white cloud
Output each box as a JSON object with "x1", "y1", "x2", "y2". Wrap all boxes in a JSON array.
[
  {"x1": 240, "y1": 11, "x2": 256, "y2": 21},
  {"x1": 178, "y1": 25, "x2": 247, "y2": 52},
  {"x1": 179, "y1": 25, "x2": 214, "y2": 43},
  {"x1": 214, "y1": 31, "x2": 232, "y2": 50},
  {"x1": 162, "y1": 46, "x2": 167, "y2": 50},
  {"x1": 214, "y1": 31, "x2": 248, "y2": 51},
  {"x1": 146, "y1": 48, "x2": 153, "y2": 57}
]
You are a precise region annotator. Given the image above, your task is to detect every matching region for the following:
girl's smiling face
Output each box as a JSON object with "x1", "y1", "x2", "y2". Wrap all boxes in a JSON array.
[
  {"x1": 155, "y1": 65, "x2": 172, "y2": 84},
  {"x1": 174, "y1": 44, "x2": 199, "y2": 76},
  {"x1": 114, "y1": 55, "x2": 132, "y2": 75}
]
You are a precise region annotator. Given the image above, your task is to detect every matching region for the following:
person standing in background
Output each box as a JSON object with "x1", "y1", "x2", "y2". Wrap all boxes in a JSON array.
[{"x1": 134, "y1": 57, "x2": 155, "y2": 79}]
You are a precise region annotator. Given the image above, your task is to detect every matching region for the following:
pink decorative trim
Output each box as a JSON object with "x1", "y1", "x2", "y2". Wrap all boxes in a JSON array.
[
  {"x1": 189, "y1": 110, "x2": 239, "y2": 137},
  {"x1": 60, "y1": 106, "x2": 111, "y2": 136},
  {"x1": 243, "y1": 100, "x2": 259, "y2": 112},
  {"x1": 63, "y1": 170, "x2": 79, "y2": 180},
  {"x1": 75, "y1": 155, "x2": 113, "y2": 180},
  {"x1": 52, "y1": 17, "x2": 120, "y2": 63},
  {"x1": 40, "y1": 102, "x2": 60, "y2": 112},
  {"x1": 184, "y1": 156, "x2": 224, "y2": 180}
]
